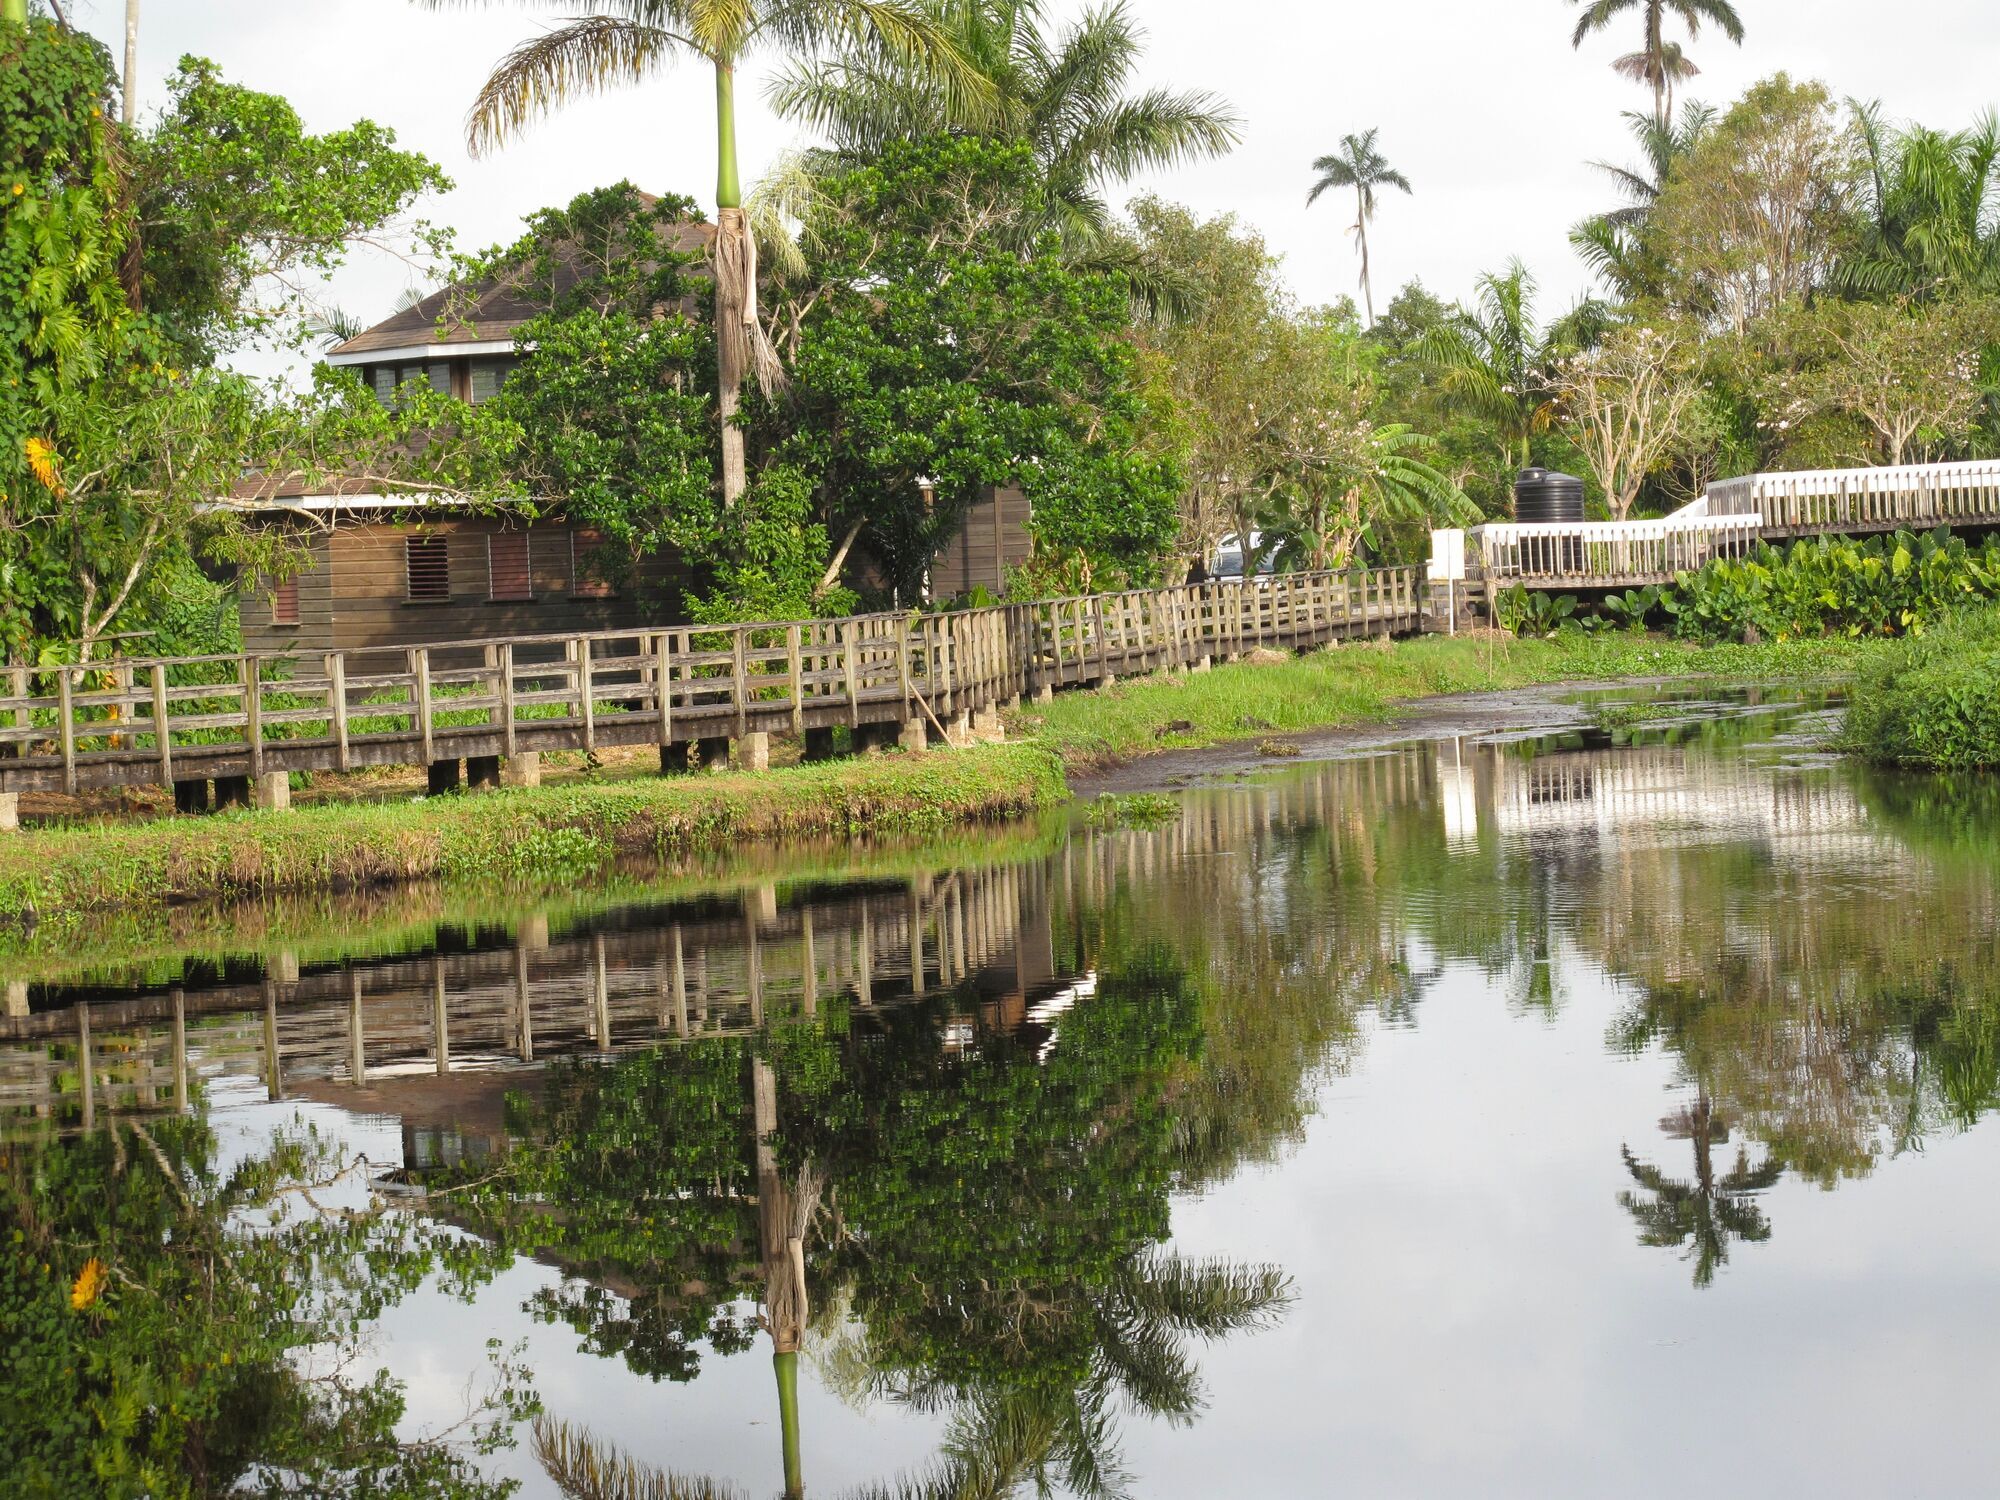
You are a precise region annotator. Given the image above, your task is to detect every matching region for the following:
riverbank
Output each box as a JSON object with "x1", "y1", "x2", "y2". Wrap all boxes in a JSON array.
[
  {"x1": 0, "y1": 744, "x2": 1065, "y2": 931},
  {"x1": 0, "y1": 630, "x2": 1876, "y2": 930}
]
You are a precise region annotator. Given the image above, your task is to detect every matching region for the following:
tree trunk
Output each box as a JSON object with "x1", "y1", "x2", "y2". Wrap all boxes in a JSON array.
[
  {"x1": 1, "y1": 1, "x2": 28, "y2": 27},
  {"x1": 754, "y1": 1058, "x2": 808, "y2": 1498},
  {"x1": 123, "y1": 0, "x2": 140, "y2": 125},
  {"x1": 714, "y1": 61, "x2": 749, "y2": 510},
  {"x1": 1355, "y1": 190, "x2": 1375, "y2": 328}
]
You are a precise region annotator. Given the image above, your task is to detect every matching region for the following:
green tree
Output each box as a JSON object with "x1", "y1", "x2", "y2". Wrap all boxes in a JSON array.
[
  {"x1": 1570, "y1": 102, "x2": 1716, "y2": 300},
  {"x1": 431, "y1": 0, "x2": 989, "y2": 514},
  {"x1": 770, "y1": 0, "x2": 1239, "y2": 254},
  {"x1": 1647, "y1": 75, "x2": 1862, "y2": 330},
  {"x1": 1617, "y1": 1093, "x2": 1781, "y2": 1288},
  {"x1": 1306, "y1": 128, "x2": 1411, "y2": 328},
  {"x1": 764, "y1": 136, "x2": 1180, "y2": 599},
  {"x1": 1568, "y1": 0, "x2": 1743, "y2": 124}
]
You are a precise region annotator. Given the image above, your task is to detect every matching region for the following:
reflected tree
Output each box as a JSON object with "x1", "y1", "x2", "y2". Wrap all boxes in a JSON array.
[{"x1": 1616, "y1": 1091, "x2": 1780, "y2": 1288}]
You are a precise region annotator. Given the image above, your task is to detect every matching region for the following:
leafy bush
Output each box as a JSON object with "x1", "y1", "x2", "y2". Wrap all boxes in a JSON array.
[
  {"x1": 1666, "y1": 528, "x2": 2000, "y2": 642},
  {"x1": 1841, "y1": 609, "x2": 2000, "y2": 768},
  {"x1": 1600, "y1": 585, "x2": 1666, "y2": 629},
  {"x1": 1496, "y1": 584, "x2": 1579, "y2": 637}
]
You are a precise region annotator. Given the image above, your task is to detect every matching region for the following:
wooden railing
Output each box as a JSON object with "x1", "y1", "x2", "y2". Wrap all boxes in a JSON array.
[
  {"x1": 0, "y1": 566, "x2": 1426, "y2": 796},
  {"x1": 1471, "y1": 515, "x2": 1765, "y2": 586},
  {"x1": 1705, "y1": 458, "x2": 2000, "y2": 535}
]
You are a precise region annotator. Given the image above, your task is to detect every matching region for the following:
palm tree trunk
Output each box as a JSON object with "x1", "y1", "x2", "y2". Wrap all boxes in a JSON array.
[
  {"x1": 123, "y1": 0, "x2": 140, "y2": 125},
  {"x1": 714, "y1": 59, "x2": 750, "y2": 511},
  {"x1": 1354, "y1": 188, "x2": 1374, "y2": 327},
  {"x1": 1646, "y1": 3, "x2": 1666, "y2": 124},
  {"x1": 754, "y1": 1057, "x2": 807, "y2": 1498}
]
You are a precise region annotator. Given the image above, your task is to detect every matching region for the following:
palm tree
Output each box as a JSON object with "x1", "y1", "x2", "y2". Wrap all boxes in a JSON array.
[
  {"x1": 1306, "y1": 129, "x2": 1411, "y2": 327},
  {"x1": 1569, "y1": 101, "x2": 1715, "y2": 298},
  {"x1": 1839, "y1": 101, "x2": 2000, "y2": 298},
  {"x1": 423, "y1": 0, "x2": 990, "y2": 510},
  {"x1": 1416, "y1": 260, "x2": 1590, "y2": 479},
  {"x1": 769, "y1": 0, "x2": 1240, "y2": 252},
  {"x1": 1569, "y1": 0, "x2": 1744, "y2": 124}
]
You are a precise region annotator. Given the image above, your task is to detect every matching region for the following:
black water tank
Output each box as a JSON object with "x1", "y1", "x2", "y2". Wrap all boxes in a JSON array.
[{"x1": 1514, "y1": 467, "x2": 1586, "y2": 523}]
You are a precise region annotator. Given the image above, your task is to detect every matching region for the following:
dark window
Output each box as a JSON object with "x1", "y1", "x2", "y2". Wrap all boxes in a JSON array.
[
  {"x1": 570, "y1": 529, "x2": 616, "y2": 598},
  {"x1": 370, "y1": 367, "x2": 396, "y2": 404},
  {"x1": 488, "y1": 532, "x2": 533, "y2": 601},
  {"x1": 406, "y1": 535, "x2": 450, "y2": 602},
  {"x1": 271, "y1": 575, "x2": 300, "y2": 626}
]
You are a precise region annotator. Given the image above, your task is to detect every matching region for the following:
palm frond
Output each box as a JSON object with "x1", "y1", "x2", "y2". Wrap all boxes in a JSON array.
[
  {"x1": 532, "y1": 1415, "x2": 742, "y2": 1500},
  {"x1": 463, "y1": 15, "x2": 686, "y2": 156}
]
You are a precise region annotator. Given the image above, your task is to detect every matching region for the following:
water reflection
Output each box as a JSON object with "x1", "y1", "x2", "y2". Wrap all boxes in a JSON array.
[{"x1": 8, "y1": 691, "x2": 2000, "y2": 1496}]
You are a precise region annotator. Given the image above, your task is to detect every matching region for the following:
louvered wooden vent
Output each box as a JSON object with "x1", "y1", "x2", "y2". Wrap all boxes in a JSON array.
[
  {"x1": 488, "y1": 532, "x2": 533, "y2": 601},
  {"x1": 406, "y1": 535, "x2": 450, "y2": 602},
  {"x1": 271, "y1": 575, "x2": 300, "y2": 626}
]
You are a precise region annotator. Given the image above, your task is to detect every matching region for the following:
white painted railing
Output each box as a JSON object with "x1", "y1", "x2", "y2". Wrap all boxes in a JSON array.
[
  {"x1": 1706, "y1": 459, "x2": 2000, "y2": 532},
  {"x1": 1472, "y1": 514, "x2": 1765, "y2": 585}
]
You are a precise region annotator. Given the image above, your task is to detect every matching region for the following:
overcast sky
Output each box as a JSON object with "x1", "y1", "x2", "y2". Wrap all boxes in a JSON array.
[{"x1": 60, "y1": 0, "x2": 2000, "y2": 374}]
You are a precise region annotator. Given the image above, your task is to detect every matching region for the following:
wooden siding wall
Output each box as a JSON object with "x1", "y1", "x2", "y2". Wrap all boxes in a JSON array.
[
  {"x1": 242, "y1": 519, "x2": 694, "y2": 655},
  {"x1": 933, "y1": 486, "x2": 1032, "y2": 600}
]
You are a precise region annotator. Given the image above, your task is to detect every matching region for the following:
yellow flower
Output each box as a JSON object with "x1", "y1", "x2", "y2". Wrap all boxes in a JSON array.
[
  {"x1": 10, "y1": 184, "x2": 23, "y2": 198},
  {"x1": 70, "y1": 1257, "x2": 106, "y2": 1311},
  {"x1": 24, "y1": 437, "x2": 63, "y2": 496}
]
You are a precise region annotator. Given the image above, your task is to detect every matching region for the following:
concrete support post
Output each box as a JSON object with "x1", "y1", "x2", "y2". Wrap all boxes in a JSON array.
[
  {"x1": 1035, "y1": 683, "x2": 1054, "y2": 704},
  {"x1": 948, "y1": 709, "x2": 973, "y2": 748},
  {"x1": 735, "y1": 731, "x2": 771, "y2": 772},
  {"x1": 466, "y1": 755, "x2": 502, "y2": 790},
  {"x1": 972, "y1": 706, "x2": 1003, "y2": 743},
  {"x1": 0, "y1": 792, "x2": 16, "y2": 833},
  {"x1": 1194, "y1": 654, "x2": 1212, "y2": 673},
  {"x1": 899, "y1": 718, "x2": 928, "y2": 754},
  {"x1": 254, "y1": 770, "x2": 291, "y2": 812},
  {"x1": 426, "y1": 759, "x2": 462, "y2": 796},
  {"x1": 502, "y1": 751, "x2": 542, "y2": 788},
  {"x1": 803, "y1": 726, "x2": 838, "y2": 762},
  {"x1": 1098, "y1": 672, "x2": 1118, "y2": 690}
]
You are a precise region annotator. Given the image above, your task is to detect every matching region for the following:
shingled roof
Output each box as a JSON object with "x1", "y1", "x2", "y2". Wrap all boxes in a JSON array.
[{"x1": 326, "y1": 210, "x2": 714, "y2": 362}]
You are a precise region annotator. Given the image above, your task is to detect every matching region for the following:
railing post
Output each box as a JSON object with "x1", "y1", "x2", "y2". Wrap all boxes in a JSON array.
[
  {"x1": 500, "y1": 642, "x2": 519, "y2": 758},
  {"x1": 242, "y1": 656, "x2": 264, "y2": 780},
  {"x1": 787, "y1": 624, "x2": 805, "y2": 737},
  {"x1": 731, "y1": 628, "x2": 749, "y2": 738},
  {"x1": 409, "y1": 647, "x2": 434, "y2": 765},
  {"x1": 842, "y1": 620, "x2": 860, "y2": 727},
  {"x1": 327, "y1": 652, "x2": 351, "y2": 771},
  {"x1": 576, "y1": 635, "x2": 596, "y2": 752},
  {"x1": 57, "y1": 666, "x2": 77, "y2": 795},
  {"x1": 149, "y1": 663, "x2": 173, "y2": 789}
]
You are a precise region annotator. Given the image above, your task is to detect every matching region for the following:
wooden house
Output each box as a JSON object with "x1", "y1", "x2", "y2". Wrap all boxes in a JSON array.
[{"x1": 239, "y1": 202, "x2": 1036, "y2": 652}]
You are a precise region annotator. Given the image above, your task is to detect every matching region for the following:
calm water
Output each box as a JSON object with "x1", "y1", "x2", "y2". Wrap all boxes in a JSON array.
[{"x1": 8, "y1": 687, "x2": 2000, "y2": 1498}]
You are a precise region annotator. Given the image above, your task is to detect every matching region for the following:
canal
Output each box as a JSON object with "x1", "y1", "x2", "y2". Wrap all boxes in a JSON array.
[{"x1": 6, "y1": 685, "x2": 1999, "y2": 1498}]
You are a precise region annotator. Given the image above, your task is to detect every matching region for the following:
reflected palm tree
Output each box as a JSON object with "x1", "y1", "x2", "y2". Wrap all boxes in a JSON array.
[{"x1": 1617, "y1": 1091, "x2": 1780, "y2": 1288}]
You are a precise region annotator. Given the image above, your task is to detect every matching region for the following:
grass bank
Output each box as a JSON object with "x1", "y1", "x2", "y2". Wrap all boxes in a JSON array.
[
  {"x1": 1017, "y1": 630, "x2": 1873, "y2": 769},
  {"x1": 0, "y1": 744, "x2": 1065, "y2": 928},
  {"x1": 1840, "y1": 611, "x2": 2000, "y2": 769}
]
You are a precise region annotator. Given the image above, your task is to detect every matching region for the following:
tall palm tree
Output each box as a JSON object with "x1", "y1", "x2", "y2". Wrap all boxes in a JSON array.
[
  {"x1": 1306, "y1": 128, "x2": 1411, "y2": 327},
  {"x1": 769, "y1": 0, "x2": 1240, "y2": 251},
  {"x1": 422, "y1": 0, "x2": 990, "y2": 510},
  {"x1": 1569, "y1": 0, "x2": 1744, "y2": 124}
]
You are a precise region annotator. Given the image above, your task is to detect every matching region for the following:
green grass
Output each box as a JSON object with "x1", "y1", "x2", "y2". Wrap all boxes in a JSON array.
[
  {"x1": 0, "y1": 745, "x2": 1065, "y2": 929},
  {"x1": 1839, "y1": 610, "x2": 2000, "y2": 769},
  {"x1": 1013, "y1": 630, "x2": 1875, "y2": 769}
]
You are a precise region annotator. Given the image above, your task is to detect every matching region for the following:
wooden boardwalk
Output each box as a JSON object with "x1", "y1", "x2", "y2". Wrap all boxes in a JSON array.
[
  {"x1": 0, "y1": 567, "x2": 1425, "y2": 800},
  {"x1": 1457, "y1": 458, "x2": 2000, "y2": 591}
]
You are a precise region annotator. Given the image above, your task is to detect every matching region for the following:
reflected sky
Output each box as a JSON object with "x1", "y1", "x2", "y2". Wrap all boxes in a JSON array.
[{"x1": 7, "y1": 686, "x2": 2000, "y2": 1498}]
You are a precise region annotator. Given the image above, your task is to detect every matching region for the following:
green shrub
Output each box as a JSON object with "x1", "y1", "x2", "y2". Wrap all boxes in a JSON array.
[
  {"x1": 1496, "y1": 585, "x2": 1578, "y2": 637},
  {"x1": 1666, "y1": 529, "x2": 2000, "y2": 643},
  {"x1": 1841, "y1": 609, "x2": 2000, "y2": 768}
]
